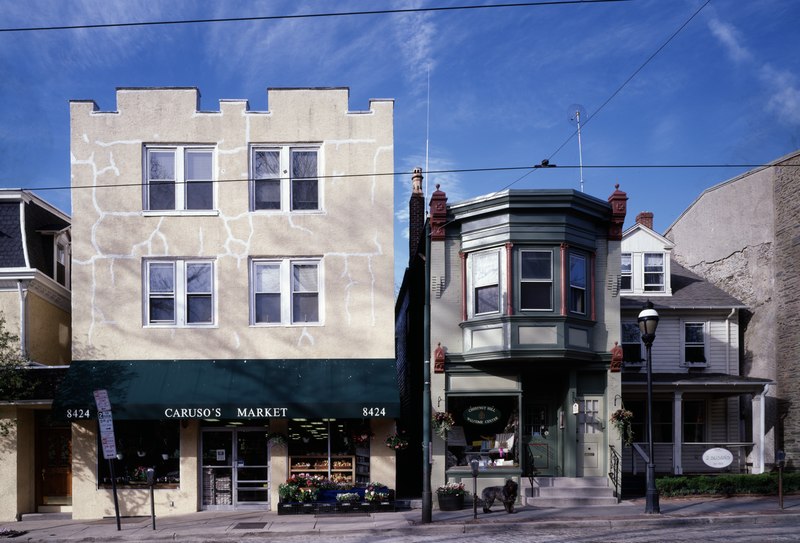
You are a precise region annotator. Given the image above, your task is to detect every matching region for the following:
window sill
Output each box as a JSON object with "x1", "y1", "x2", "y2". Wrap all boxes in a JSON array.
[
  {"x1": 142, "y1": 210, "x2": 220, "y2": 217},
  {"x1": 144, "y1": 324, "x2": 219, "y2": 329},
  {"x1": 99, "y1": 483, "x2": 180, "y2": 490}
]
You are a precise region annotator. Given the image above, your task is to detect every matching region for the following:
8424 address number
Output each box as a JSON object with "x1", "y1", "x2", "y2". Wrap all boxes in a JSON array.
[
  {"x1": 362, "y1": 407, "x2": 387, "y2": 417},
  {"x1": 66, "y1": 409, "x2": 92, "y2": 419}
]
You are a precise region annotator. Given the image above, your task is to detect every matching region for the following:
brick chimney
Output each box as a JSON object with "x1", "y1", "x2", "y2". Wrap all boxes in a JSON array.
[
  {"x1": 409, "y1": 168, "x2": 425, "y2": 263},
  {"x1": 607, "y1": 184, "x2": 628, "y2": 241},
  {"x1": 636, "y1": 211, "x2": 654, "y2": 230}
]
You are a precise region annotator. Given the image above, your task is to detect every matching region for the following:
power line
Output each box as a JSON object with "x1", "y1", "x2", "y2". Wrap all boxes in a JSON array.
[
  {"x1": 494, "y1": 0, "x2": 713, "y2": 194},
  {"x1": 0, "y1": 0, "x2": 631, "y2": 33},
  {"x1": 25, "y1": 162, "x2": 797, "y2": 193}
]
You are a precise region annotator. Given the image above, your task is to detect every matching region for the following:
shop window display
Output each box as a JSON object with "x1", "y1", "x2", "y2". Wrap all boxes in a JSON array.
[
  {"x1": 445, "y1": 396, "x2": 520, "y2": 470},
  {"x1": 97, "y1": 420, "x2": 180, "y2": 486},
  {"x1": 288, "y1": 420, "x2": 370, "y2": 485}
]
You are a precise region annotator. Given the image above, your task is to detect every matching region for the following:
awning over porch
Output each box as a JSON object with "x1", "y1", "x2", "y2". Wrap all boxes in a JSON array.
[
  {"x1": 52, "y1": 359, "x2": 400, "y2": 421},
  {"x1": 622, "y1": 372, "x2": 771, "y2": 396}
]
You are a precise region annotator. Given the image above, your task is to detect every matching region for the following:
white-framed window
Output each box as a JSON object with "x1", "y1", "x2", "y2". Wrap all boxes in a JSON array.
[
  {"x1": 520, "y1": 250, "x2": 552, "y2": 311},
  {"x1": 144, "y1": 146, "x2": 214, "y2": 211},
  {"x1": 683, "y1": 321, "x2": 707, "y2": 365},
  {"x1": 643, "y1": 253, "x2": 665, "y2": 292},
  {"x1": 621, "y1": 322, "x2": 643, "y2": 364},
  {"x1": 620, "y1": 252, "x2": 632, "y2": 291},
  {"x1": 471, "y1": 250, "x2": 500, "y2": 316},
  {"x1": 251, "y1": 258, "x2": 322, "y2": 325},
  {"x1": 145, "y1": 259, "x2": 215, "y2": 326},
  {"x1": 569, "y1": 253, "x2": 587, "y2": 315},
  {"x1": 251, "y1": 146, "x2": 320, "y2": 212}
]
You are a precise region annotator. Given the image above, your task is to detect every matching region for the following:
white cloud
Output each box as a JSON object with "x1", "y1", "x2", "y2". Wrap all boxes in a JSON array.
[
  {"x1": 760, "y1": 65, "x2": 800, "y2": 126},
  {"x1": 708, "y1": 18, "x2": 753, "y2": 63}
]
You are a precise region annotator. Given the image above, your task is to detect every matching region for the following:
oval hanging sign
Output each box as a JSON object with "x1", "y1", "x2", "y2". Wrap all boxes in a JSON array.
[
  {"x1": 463, "y1": 406, "x2": 501, "y2": 425},
  {"x1": 702, "y1": 447, "x2": 733, "y2": 469}
]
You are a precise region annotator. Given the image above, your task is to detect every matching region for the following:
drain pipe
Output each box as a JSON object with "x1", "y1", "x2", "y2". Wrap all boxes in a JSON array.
[{"x1": 17, "y1": 280, "x2": 28, "y2": 359}]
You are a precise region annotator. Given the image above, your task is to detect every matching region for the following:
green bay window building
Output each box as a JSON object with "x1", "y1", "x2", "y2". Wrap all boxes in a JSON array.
[{"x1": 396, "y1": 179, "x2": 628, "y2": 503}]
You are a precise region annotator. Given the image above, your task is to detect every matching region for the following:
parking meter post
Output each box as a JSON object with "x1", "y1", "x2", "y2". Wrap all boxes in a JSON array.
[{"x1": 147, "y1": 468, "x2": 156, "y2": 529}]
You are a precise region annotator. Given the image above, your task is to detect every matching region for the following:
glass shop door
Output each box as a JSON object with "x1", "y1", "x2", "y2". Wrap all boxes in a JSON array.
[{"x1": 201, "y1": 428, "x2": 270, "y2": 510}]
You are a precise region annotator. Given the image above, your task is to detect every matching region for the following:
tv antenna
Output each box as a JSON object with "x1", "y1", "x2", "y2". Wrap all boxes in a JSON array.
[{"x1": 568, "y1": 104, "x2": 587, "y2": 192}]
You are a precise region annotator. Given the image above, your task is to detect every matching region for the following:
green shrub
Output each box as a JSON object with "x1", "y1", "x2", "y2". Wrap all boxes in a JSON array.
[{"x1": 656, "y1": 472, "x2": 800, "y2": 497}]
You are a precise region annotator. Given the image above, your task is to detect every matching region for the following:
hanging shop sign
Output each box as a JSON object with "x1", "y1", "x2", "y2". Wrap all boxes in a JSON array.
[
  {"x1": 702, "y1": 447, "x2": 734, "y2": 469},
  {"x1": 463, "y1": 406, "x2": 501, "y2": 425}
]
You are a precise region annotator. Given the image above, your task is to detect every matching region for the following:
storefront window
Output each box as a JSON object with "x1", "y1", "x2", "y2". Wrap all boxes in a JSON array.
[
  {"x1": 445, "y1": 396, "x2": 520, "y2": 470},
  {"x1": 97, "y1": 420, "x2": 180, "y2": 486},
  {"x1": 288, "y1": 420, "x2": 370, "y2": 485}
]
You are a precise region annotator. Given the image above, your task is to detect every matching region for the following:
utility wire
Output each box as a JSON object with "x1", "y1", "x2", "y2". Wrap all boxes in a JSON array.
[
  {"x1": 24, "y1": 162, "x2": 797, "y2": 193},
  {"x1": 491, "y1": 0, "x2": 713, "y2": 194},
  {"x1": 0, "y1": 0, "x2": 630, "y2": 33}
]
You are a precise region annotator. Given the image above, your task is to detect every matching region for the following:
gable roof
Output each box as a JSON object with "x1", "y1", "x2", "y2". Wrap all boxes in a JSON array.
[
  {"x1": 621, "y1": 222, "x2": 674, "y2": 248},
  {"x1": 621, "y1": 259, "x2": 745, "y2": 310}
]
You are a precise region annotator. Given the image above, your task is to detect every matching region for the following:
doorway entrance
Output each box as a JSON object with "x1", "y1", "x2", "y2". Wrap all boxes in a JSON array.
[
  {"x1": 36, "y1": 412, "x2": 72, "y2": 509},
  {"x1": 201, "y1": 428, "x2": 270, "y2": 510},
  {"x1": 576, "y1": 395, "x2": 605, "y2": 477}
]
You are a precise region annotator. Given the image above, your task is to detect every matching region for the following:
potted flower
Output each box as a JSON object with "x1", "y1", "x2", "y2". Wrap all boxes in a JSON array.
[
  {"x1": 384, "y1": 432, "x2": 409, "y2": 450},
  {"x1": 432, "y1": 411, "x2": 455, "y2": 439},
  {"x1": 610, "y1": 408, "x2": 634, "y2": 446},
  {"x1": 436, "y1": 481, "x2": 466, "y2": 511}
]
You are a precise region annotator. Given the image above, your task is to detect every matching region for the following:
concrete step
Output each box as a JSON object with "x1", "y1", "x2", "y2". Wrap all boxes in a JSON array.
[
  {"x1": 532, "y1": 476, "x2": 609, "y2": 488},
  {"x1": 536, "y1": 486, "x2": 616, "y2": 498},
  {"x1": 526, "y1": 495, "x2": 621, "y2": 507}
]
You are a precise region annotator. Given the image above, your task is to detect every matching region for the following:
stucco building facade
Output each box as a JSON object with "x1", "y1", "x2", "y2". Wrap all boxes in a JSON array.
[
  {"x1": 665, "y1": 149, "x2": 800, "y2": 470},
  {"x1": 59, "y1": 87, "x2": 397, "y2": 518}
]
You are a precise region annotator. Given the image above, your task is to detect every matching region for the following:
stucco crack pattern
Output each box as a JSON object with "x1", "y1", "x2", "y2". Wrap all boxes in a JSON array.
[
  {"x1": 297, "y1": 327, "x2": 315, "y2": 347},
  {"x1": 328, "y1": 231, "x2": 383, "y2": 327}
]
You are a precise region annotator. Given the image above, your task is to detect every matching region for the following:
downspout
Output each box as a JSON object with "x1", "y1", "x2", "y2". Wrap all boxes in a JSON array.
[
  {"x1": 421, "y1": 221, "x2": 432, "y2": 524},
  {"x1": 725, "y1": 308, "x2": 735, "y2": 374},
  {"x1": 759, "y1": 383, "x2": 767, "y2": 474},
  {"x1": 17, "y1": 280, "x2": 28, "y2": 359}
]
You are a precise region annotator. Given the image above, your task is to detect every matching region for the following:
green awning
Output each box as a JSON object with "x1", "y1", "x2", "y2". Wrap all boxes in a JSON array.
[{"x1": 52, "y1": 359, "x2": 399, "y2": 421}]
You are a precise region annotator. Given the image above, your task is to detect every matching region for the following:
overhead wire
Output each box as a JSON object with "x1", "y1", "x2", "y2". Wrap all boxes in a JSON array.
[
  {"x1": 0, "y1": 0, "x2": 631, "y2": 33},
  {"x1": 22, "y1": 162, "x2": 798, "y2": 194}
]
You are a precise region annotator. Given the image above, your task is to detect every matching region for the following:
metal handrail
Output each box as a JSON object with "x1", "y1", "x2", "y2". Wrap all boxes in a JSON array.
[{"x1": 608, "y1": 445, "x2": 621, "y2": 503}]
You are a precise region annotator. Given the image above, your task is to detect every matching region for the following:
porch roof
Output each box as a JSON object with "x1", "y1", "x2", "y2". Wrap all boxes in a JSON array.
[{"x1": 622, "y1": 372, "x2": 770, "y2": 395}]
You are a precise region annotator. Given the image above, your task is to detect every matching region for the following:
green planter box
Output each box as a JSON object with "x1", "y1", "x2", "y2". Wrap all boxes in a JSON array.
[{"x1": 437, "y1": 493, "x2": 465, "y2": 511}]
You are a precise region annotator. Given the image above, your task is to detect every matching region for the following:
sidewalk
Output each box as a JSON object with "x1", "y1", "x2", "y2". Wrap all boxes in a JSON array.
[{"x1": 2, "y1": 496, "x2": 799, "y2": 542}]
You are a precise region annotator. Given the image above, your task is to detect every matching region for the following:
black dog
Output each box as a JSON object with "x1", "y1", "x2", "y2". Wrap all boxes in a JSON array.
[{"x1": 481, "y1": 479, "x2": 518, "y2": 513}]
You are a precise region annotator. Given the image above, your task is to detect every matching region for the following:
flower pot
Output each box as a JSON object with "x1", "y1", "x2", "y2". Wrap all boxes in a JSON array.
[{"x1": 437, "y1": 493, "x2": 464, "y2": 511}]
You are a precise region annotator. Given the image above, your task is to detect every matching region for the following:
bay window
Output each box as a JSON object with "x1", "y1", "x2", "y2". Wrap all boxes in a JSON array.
[{"x1": 520, "y1": 250, "x2": 552, "y2": 311}]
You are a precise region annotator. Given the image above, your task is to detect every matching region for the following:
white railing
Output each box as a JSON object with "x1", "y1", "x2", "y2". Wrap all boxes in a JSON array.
[{"x1": 623, "y1": 442, "x2": 754, "y2": 475}]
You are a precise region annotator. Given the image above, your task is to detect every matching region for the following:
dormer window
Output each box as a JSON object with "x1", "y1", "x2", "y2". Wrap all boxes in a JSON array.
[{"x1": 643, "y1": 253, "x2": 665, "y2": 292}]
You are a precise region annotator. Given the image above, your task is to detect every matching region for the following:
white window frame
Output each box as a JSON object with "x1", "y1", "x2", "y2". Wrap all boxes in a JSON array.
[
  {"x1": 250, "y1": 145, "x2": 321, "y2": 212},
  {"x1": 681, "y1": 321, "x2": 708, "y2": 366},
  {"x1": 469, "y1": 250, "x2": 501, "y2": 317},
  {"x1": 519, "y1": 249, "x2": 553, "y2": 312},
  {"x1": 250, "y1": 258, "x2": 323, "y2": 326},
  {"x1": 53, "y1": 232, "x2": 70, "y2": 289},
  {"x1": 643, "y1": 252, "x2": 665, "y2": 293},
  {"x1": 144, "y1": 259, "x2": 216, "y2": 327},
  {"x1": 143, "y1": 146, "x2": 216, "y2": 212},
  {"x1": 620, "y1": 252, "x2": 632, "y2": 292}
]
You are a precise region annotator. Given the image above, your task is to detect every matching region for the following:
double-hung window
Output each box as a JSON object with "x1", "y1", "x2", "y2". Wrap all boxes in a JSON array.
[
  {"x1": 145, "y1": 146, "x2": 214, "y2": 211},
  {"x1": 520, "y1": 250, "x2": 552, "y2": 311},
  {"x1": 145, "y1": 259, "x2": 214, "y2": 326},
  {"x1": 620, "y1": 253, "x2": 632, "y2": 291},
  {"x1": 472, "y1": 251, "x2": 500, "y2": 315},
  {"x1": 643, "y1": 253, "x2": 665, "y2": 292},
  {"x1": 251, "y1": 259, "x2": 321, "y2": 325},
  {"x1": 621, "y1": 322, "x2": 643, "y2": 364},
  {"x1": 569, "y1": 253, "x2": 587, "y2": 314},
  {"x1": 251, "y1": 146, "x2": 319, "y2": 211},
  {"x1": 683, "y1": 322, "x2": 707, "y2": 364}
]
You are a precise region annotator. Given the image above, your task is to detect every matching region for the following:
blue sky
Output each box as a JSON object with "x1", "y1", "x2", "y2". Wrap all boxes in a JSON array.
[{"x1": 1, "y1": 0, "x2": 798, "y2": 288}]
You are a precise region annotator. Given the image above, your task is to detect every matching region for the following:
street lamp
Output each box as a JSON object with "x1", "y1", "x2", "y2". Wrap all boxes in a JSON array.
[{"x1": 638, "y1": 300, "x2": 660, "y2": 514}]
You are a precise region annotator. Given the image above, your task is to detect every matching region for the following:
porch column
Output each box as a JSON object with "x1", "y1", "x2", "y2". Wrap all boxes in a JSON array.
[
  {"x1": 672, "y1": 391, "x2": 683, "y2": 475},
  {"x1": 752, "y1": 387, "x2": 766, "y2": 474}
]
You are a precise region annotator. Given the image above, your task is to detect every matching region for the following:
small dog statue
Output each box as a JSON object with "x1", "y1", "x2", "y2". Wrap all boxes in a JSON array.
[{"x1": 481, "y1": 479, "x2": 518, "y2": 513}]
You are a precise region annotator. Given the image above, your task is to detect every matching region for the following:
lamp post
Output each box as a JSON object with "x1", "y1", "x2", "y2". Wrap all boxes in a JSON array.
[{"x1": 638, "y1": 300, "x2": 660, "y2": 514}]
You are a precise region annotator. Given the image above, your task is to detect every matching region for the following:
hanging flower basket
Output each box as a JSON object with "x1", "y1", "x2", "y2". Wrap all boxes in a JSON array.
[
  {"x1": 384, "y1": 433, "x2": 409, "y2": 450},
  {"x1": 432, "y1": 411, "x2": 455, "y2": 439},
  {"x1": 267, "y1": 432, "x2": 287, "y2": 447},
  {"x1": 610, "y1": 408, "x2": 634, "y2": 446}
]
